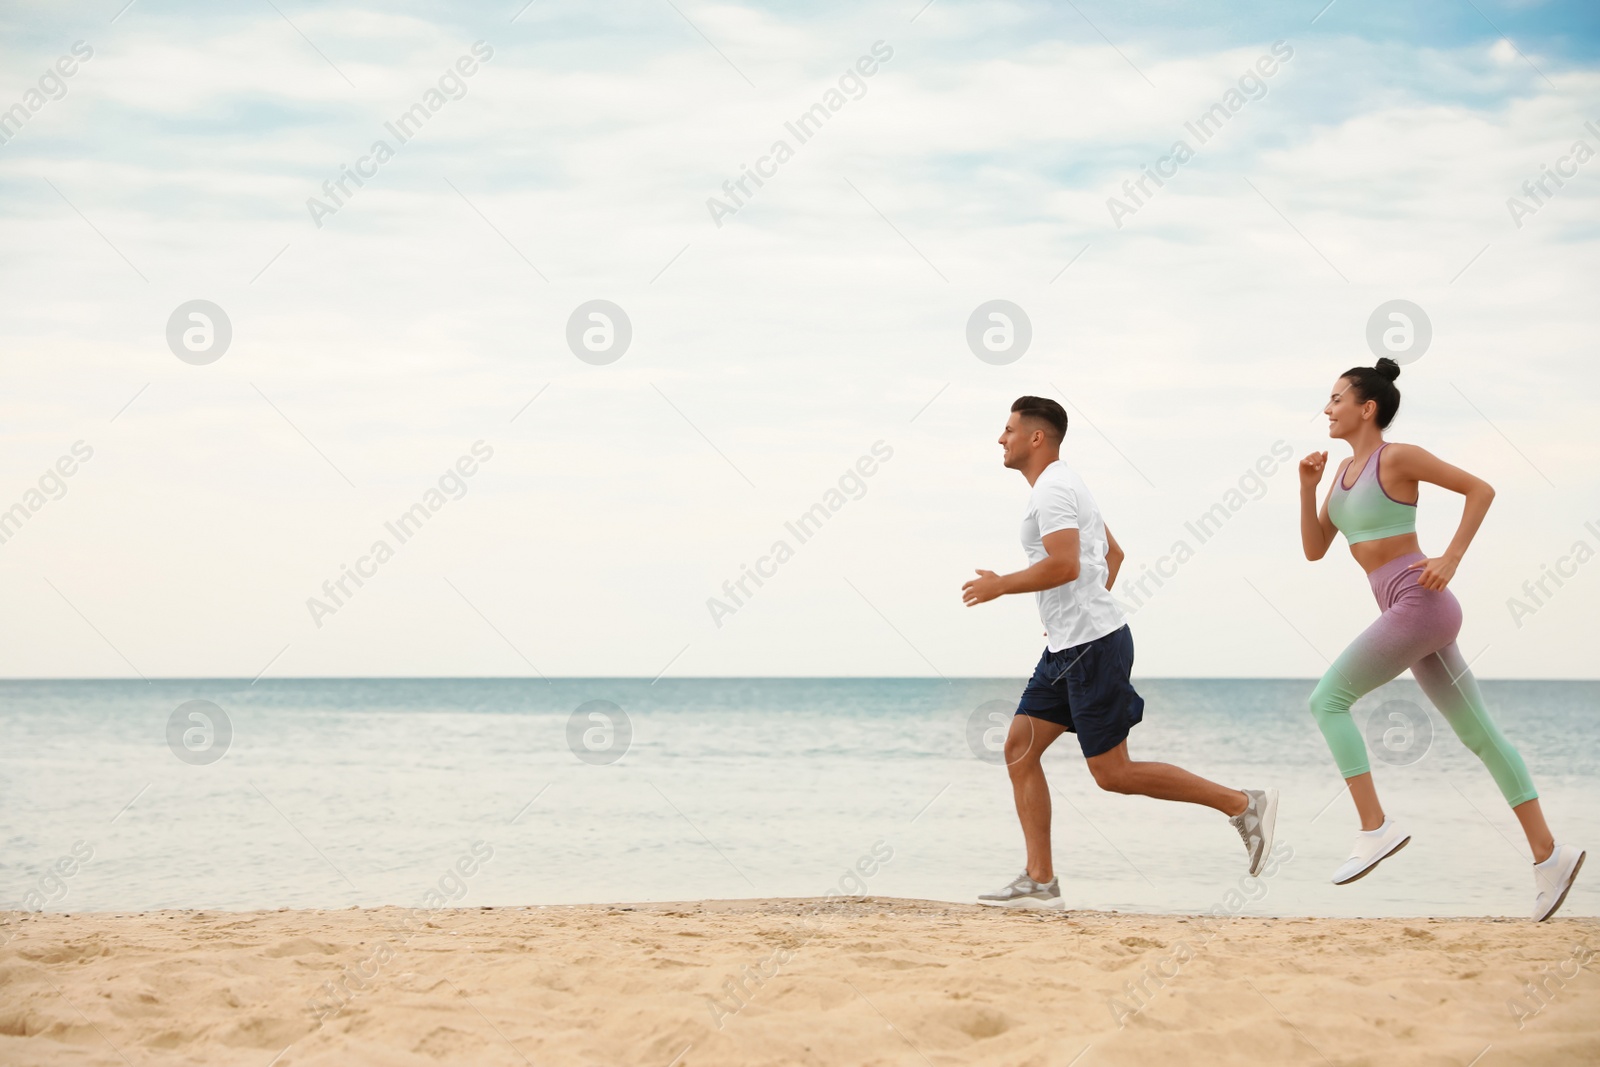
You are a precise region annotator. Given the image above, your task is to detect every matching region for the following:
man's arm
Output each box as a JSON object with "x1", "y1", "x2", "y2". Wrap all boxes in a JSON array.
[
  {"x1": 1104, "y1": 525, "x2": 1124, "y2": 591},
  {"x1": 962, "y1": 528, "x2": 1079, "y2": 606}
]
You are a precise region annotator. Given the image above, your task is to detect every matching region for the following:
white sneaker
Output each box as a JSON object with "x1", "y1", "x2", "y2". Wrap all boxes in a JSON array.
[
  {"x1": 978, "y1": 870, "x2": 1064, "y2": 911},
  {"x1": 1332, "y1": 818, "x2": 1411, "y2": 885},
  {"x1": 1533, "y1": 844, "x2": 1585, "y2": 922},
  {"x1": 1229, "y1": 788, "x2": 1279, "y2": 877}
]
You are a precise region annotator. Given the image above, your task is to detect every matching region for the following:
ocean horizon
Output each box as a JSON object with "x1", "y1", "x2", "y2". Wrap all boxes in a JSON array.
[{"x1": 4, "y1": 677, "x2": 1595, "y2": 920}]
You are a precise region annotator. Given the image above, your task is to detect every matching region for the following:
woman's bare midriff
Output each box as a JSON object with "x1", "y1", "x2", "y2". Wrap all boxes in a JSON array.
[
  {"x1": 1335, "y1": 447, "x2": 1422, "y2": 574},
  {"x1": 1349, "y1": 531, "x2": 1422, "y2": 574}
]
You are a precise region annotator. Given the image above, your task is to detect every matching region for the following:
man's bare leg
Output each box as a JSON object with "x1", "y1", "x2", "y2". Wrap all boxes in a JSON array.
[
  {"x1": 1002, "y1": 714, "x2": 1070, "y2": 882},
  {"x1": 1085, "y1": 740, "x2": 1247, "y2": 815}
]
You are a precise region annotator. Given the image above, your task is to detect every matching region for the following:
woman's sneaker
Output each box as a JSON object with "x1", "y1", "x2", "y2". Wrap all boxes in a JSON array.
[
  {"x1": 1533, "y1": 844, "x2": 1585, "y2": 922},
  {"x1": 1229, "y1": 788, "x2": 1279, "y2": 876},
  {"x1": 978, "y1": 871, "x2": 1063, "y2": 910},
  {"x1": 1332, "y1": 818, "x2": 1411, "y2": 885}
]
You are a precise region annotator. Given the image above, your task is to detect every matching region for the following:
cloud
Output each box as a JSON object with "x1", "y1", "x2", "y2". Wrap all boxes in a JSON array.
[{"x1": 0, "y1": 0, "x2": 1596, "y2": 678}]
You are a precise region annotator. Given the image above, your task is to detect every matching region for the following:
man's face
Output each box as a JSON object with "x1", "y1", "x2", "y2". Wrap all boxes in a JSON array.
[{"x1": 998, "y1": 412, "x2": 1041, "y2": 469}]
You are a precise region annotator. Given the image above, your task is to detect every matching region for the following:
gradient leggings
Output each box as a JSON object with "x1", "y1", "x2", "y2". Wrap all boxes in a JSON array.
[{"x1": 1308, "y1": 552, "x2": 1538, "y2": 806}]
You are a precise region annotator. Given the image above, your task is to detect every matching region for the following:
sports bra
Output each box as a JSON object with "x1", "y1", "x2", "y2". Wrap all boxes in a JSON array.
[{"x1": 1328, "y1": 442, "x2": 1417, "y2": 544}]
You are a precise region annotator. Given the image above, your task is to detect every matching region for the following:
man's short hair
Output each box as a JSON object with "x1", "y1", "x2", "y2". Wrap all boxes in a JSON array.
[{"x1": 1011, "y1": 396, "x2": 1068, "y2": 442}]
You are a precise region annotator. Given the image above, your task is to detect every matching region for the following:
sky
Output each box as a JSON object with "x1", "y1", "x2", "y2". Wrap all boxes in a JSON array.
[{"x1": 1, "y1": 0, "x2": 1597, "y2": 679}]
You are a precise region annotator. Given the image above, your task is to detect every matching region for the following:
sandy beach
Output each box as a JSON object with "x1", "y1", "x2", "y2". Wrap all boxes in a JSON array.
[{"x1": 2, "y1": 898, "x2": 1596, "y2": 1066}]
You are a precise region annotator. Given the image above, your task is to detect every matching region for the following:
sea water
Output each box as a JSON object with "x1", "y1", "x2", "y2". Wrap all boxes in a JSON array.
[{"x1": 1, "y1": 678, "x2": 1594, "y2": 919}]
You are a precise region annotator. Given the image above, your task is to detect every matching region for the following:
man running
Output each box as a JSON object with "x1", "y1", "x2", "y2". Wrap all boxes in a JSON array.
[{"x1": 962, "y1": 396, "x2": 1277, "y2": 910}]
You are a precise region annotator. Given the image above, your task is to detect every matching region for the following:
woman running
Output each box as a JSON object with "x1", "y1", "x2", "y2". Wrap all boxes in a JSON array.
[{"x1": 1299, "y1": 357, "x2": 1583, "y2": 920}]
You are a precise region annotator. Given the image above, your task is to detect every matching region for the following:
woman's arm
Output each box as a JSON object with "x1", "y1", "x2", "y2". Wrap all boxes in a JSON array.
[
  {"x1": 1299, "y1": 451, "x2": 1338, "y2": 560},
  {"x1": 1386, "y1": 443, "x2": 1495, "y2": 590}
]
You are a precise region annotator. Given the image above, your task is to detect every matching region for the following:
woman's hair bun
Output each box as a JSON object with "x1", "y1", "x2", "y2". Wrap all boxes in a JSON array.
[{"x1": 1341, "y1": 357, "x2": 1403, "y2": 428}]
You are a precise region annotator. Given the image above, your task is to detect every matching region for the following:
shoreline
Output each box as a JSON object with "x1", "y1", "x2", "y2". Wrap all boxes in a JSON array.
[
  {"x1": 9, "y1": 897, "x2": 1595, "y2": 919},
  {"x1": 3, "y1": 897, "x2": 1597, "y2": 1065}
]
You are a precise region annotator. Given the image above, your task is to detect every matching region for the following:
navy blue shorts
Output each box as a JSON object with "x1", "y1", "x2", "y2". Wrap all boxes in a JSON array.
[{"x1": 1016, "y1": 624, "x2": 1145, "y2": 758}]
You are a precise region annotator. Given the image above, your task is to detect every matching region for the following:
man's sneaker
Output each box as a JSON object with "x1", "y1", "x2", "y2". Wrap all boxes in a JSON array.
[
  {"x1": 1332, "y1": 818, "x2": 1411, "y2": 885},
  {"x1": 1533, "y1": 843, "x2": 1585, "y2": 922},
  {"x1": 978, "y1": 871, "x2": 1063, "y2": 910},
  {"x1": 1229, "y1": 788, "x2": 1279, "y2": 877}
]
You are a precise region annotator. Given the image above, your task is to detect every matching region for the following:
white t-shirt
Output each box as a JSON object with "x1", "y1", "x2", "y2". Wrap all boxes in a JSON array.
[{"x1": 1021, "y1": 460, "x2": 1126, "y2": 652}]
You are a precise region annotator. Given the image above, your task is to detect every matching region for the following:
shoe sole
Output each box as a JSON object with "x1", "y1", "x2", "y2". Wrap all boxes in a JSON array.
[
  {"x1": 1333, "y1": 833, "x2": 1411, "y2": 886},
  {"x1": 1536, "y1": 849, "x2": 1585, "y2": 923},
  {"x1": 1250, "y1": 789, "x2": 1281, "y2": 877},
  {"x1": 978, "y1": 896, "x2": 1064, "y2": 911}
]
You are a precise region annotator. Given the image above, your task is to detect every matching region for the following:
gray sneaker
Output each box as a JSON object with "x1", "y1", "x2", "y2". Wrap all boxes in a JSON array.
[
  {"x1": 978, "y1": 870, "x2": 1063, "y2": 910},
  {"x1": 1229, "y1": 788, "x2": 1279, "y2": 877}
]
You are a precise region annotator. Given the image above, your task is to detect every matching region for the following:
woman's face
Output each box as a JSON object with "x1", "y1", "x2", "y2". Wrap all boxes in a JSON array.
[{"x1": 1324, "y1": 377, "x2": 1373, "y2": 440}]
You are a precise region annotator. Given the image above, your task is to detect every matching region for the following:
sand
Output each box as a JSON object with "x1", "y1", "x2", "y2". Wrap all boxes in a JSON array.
[{"x1": 1, "y1": 898, "x2": 1596, "y2": 1066}]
